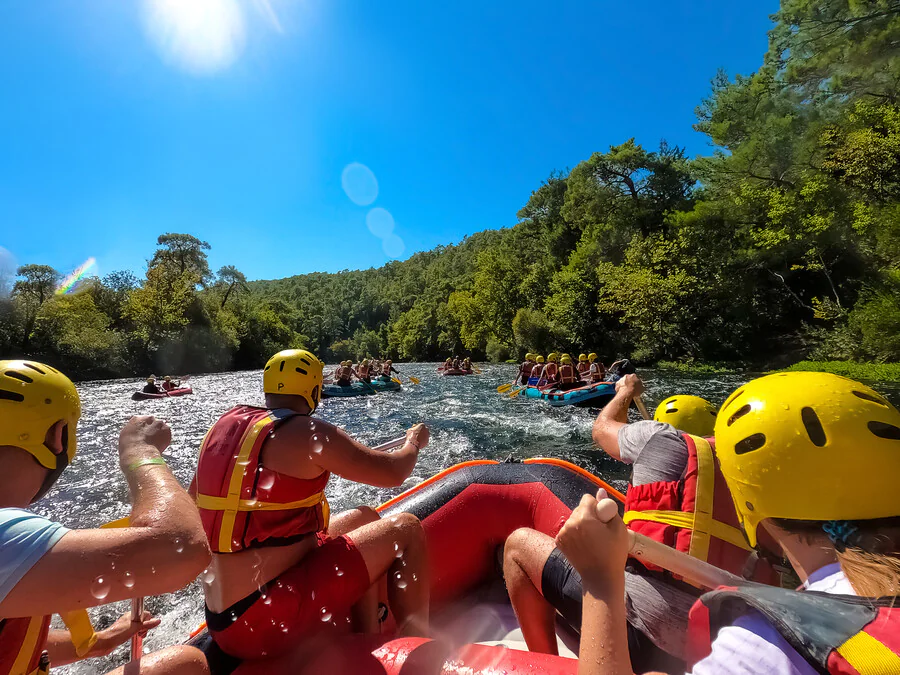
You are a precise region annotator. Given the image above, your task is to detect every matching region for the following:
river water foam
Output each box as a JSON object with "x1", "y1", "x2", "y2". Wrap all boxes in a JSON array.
[{"x1": 44, "y1": 364, "x2": 899, "y2": 673}]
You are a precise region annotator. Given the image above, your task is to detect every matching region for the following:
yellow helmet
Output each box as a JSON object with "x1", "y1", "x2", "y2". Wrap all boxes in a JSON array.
[
  {"x1": 164, "y1": 376, "x2": 172, "y2": 382},
  {"x1": 0, "y1": 361, "x2": 80, "y2": 502},
  {"x1": 263, "y1": 350, "x2": 324, "y2": 412},
  {"x1": 715, "y1": 372, "x2": 900, "y2": 547},
  {"x1": 525, "y1": 353, "x2": 534, "y2": 361},
  {"x1": 548, "y1": 353, "x2": 559, "y2": 363},
  {"x1": 588, "y1": 353, "x2": 598, "y2": 362},
  {"x1": 361, "y1": 359, "x2": 369, "y2": 366},
  {"x1": 560, "y1": 355, "x2": 573, "y2": 365},
  {"x1": 536, "y1": 355, "x2": 545, "y2": 364},
  {"x1": 147, "y1": 376, "x2": 156, "y2": 383},
  {"x1": 654, "y1": 395, "x2": 717, "y2": 438},
  {"x1": 579, "y1": 354, "x2": 588, "y2": 362}
]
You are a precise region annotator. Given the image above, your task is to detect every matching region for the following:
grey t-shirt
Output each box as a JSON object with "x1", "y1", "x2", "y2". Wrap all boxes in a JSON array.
[{"x1": 617, "y1": 420, "x2": 688, "y2": 486}]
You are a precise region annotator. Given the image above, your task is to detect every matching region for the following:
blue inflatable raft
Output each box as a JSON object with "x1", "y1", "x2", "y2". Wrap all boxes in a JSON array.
[{"x1": 542, "y1": 381, "x2": 616, "y2": 408}]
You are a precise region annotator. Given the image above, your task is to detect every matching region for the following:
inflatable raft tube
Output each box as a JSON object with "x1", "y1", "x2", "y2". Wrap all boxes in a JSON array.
[
  {"x1": 131, "y1": 387, "x2": 193, "y2": 401},
  {"x1": 368, "y1": 377, "x2": 401, "y2": 393},
  {"x1": 189, "y1": 458, "x2": 625, "y2": 675},
  {"x1": 322, "y1": 382, "x2": 378, "y2": 398},
  {"x1": 542, "y1": 382, "x2": 616, "y2": 408}
]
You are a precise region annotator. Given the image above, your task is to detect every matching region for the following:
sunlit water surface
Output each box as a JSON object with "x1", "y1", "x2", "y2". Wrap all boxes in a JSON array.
[{"x1": 42, "y1": 364, "x2": 900, "y2": 673}]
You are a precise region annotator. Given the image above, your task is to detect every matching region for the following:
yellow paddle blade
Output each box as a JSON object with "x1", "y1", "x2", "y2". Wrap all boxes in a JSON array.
[
  {"x1": 392, "y1": 377, "x2": 402, "y2": 385},
  {"x1": 508, "y1": 387, "x2": 524, "y2": 398},
  {"x1": 62, "y1": 610, "x2": 98, "y2": 657},
  {"x1": 473, "y1": 365, "x2": 483, "y2": 374},
  {"x1": 408, "y1": 376, "x2": 420, "y2": 385},
  {"x1": 497, "y1": 383, "x2": 512, "y2": 393},
  {"x1": 101, "y1": 516, "x2": 131, "y2": 529}
]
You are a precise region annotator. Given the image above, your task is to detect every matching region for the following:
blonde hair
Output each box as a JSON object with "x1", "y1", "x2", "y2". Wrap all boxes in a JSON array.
[{"x1": 838, "y1": 547, "x2": 900, "y2": 598}]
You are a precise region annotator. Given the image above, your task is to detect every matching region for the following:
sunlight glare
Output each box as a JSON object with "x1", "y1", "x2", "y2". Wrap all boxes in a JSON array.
[{"x1": 142, "y1": 0, "x2": 246, "y2": 75}]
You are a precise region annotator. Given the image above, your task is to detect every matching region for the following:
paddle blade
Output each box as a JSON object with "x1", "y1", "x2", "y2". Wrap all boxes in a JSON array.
[
  {"x1": 508, "y1": 387, "x2": 524, "y2": 398},
  {"x1": 497, "y1": 383, "x2": 512, "y2": 393},
  {"x1": 408, "y1": 376, "x2": 421, "y2": 384},
  {"x1": 392, "y1": 377, "x2": 402, "y2": 385}
]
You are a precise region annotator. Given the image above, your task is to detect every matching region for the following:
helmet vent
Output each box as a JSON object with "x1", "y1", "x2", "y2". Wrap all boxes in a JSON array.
[
  {"x1": 667, "y1": 407, "x2": 679, "y2": 413},
  {"x1": 727, "y1": 404, "x2": 752, "y2": 427},
  {"x1": 722, "y1": 388, "x2": 745, "y2": 410},
  {"x1": 279, "y1": 360, "x2": 285, "y2": 372},
  {"x1": 22, "y1": 363, "x2": 45, "y2": 374},
  {"x1": 295, "y1": 367, "x2": 308, "y2": 375},
  {"x1": 734, "y1": 433, "x2": 766, "y2": 455},
  {"x1": 0, "y1": 389, "x2": 25, "y2": 402},
  {"x1": 853, "y1": 390, "x2": 888, "y2": 406},
  {"x1": 5, "y1": 371, "x2": 33, "y2": 383},
  {"x1": 868, "y1": 421, "x2": 900, "y2": 440},
  {"x1": 300, "y1": 358, "x2": 310, "y2": 366},
  {"x1": 800, "y1": 407, "x2": 827, "y2": 447}
]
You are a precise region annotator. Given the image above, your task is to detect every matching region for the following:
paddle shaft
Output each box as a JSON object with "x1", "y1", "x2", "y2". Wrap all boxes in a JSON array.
[
  {"x1": 373, "y1": 436, "x2": 407, "y2": 452},
  {"x1": 125, "y1": 597, "x2": 143, "y2": 674},
  {"x1": 628, "y1": 531, "x2": 741, "y2": 589},
  {"x1": 634, "y1": 396, "x2": 650, "y2": 420}
]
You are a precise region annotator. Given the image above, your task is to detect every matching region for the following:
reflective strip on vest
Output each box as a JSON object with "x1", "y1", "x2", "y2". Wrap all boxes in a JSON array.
[
  {"x1": 623, "y1": 435, "x2": 751, "y2": 560},
  {"x1": 836, "y1": 631, "x2": 900, "y2": 674},
  {"x1": 9, "y1": 617, "x2": 45, "y2": 675}
]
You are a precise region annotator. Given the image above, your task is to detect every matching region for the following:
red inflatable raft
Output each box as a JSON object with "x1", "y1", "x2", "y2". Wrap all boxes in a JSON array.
[
  {"x1": 131, "y1": 386, "x2": 193, "y2": 401},
  {"x1": 189, "y1": 458, "x2": 625, "y2": 675},
  {"x1": 439, "y1": 368, "x2": 471, "y2": 376}
]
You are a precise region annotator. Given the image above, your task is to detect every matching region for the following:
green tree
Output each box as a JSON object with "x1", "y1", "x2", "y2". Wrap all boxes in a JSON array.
[
  {"x1": 12, "y1": 264, "x2": 60, "y2": 350},
  {"x1": 149, "y1": 233, "x2": 212, "y2": 285}
]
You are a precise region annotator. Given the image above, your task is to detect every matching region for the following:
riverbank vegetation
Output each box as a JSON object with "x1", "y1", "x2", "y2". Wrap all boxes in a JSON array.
[{"x1": 3, "y1": 2, "x2": 900, "y2": 379}]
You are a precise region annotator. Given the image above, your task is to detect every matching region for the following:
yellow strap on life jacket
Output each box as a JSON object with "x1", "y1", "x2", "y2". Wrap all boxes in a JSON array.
[
  {"x1": 10, "y1": 617, "x2": 45, "y2": 675},
  {"x1": 836, "y1": 631, "x2": 900, "y2": 674},
  {"x1": 623, "y1": 435, "x2": 752, "y2": 559},
  {"x1": 622, "y1": 510, "x2": 751, "y2": 552},
  {"x1": 195, "y1": 491, "x2": 326, "y2": 513}
]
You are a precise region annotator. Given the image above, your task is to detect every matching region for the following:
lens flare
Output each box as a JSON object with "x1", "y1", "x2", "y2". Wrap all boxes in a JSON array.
[
  {"x1": 342, "y1": 163, "x2": 379, "y2": 206},
  {"x1": 56, "y1": 258, "x2": 97, "y2": 295},
  {"x1": 0, "y1": 247, "x2": 17, "y2": 299}
]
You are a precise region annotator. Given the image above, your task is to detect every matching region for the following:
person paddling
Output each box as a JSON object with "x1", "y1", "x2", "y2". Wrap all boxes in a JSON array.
[
  {"x1": 161, "y1": 375, "x2": 180, "y2": 392},
  {"x1": 380, "y1": 359, "x2": 400, "y2": 381},
  {"x1": 142, "y1": 376, "x2": 163, "y2": 395},
  {"x1": 587, "y1": 353, "x2": 606, "y2": 382},
  {"x1": 560, "y1": 371, "x2": 900, "y2": 675},
  {"x1": 502, "y1": 377, "x2": 778, "y2": 673},
  {"x1": 192, "y1": 349, "x2": 431, "y2": 662},
  {"x1": 537, "y1": 353, "x2": 560, "y2": 388},
  {"x1": 356, "y1": 359, "x2": 372, "y2": 384},
  {"x1": 577, "y1": 354, "x2": 590, "y2": 377},
  {"x1": 334, "y1": 361, "x2": 355, "y2": 387},
  {"x1": 0, "y1": 361, "x2": 211, "y2": 675},
  {"x1": 514, "y1": 355, "x2": 534, "y2": 387},
  {"x1": 529, "y1": 356, "x2": 545, "y2": 383},
  {"x1": 556, "y1": 355, "x2": 581, "y2": 391}
]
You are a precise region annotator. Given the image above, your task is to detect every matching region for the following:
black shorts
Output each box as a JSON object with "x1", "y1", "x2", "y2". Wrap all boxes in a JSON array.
[{"x1": 540, "y1": 548, "x2": 686, "y2": 675}]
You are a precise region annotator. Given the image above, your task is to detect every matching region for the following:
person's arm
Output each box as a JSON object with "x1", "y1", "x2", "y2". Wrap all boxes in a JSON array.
[
  {"x1": 44, "y1": 610, "x2": 160, "y2": 666},
  {"x1": 556, "y1": 491, "x2": 632, "y2": 675},
  {"x1": 591, "y1": 375, "x2": 644, "y2": 461},
  {"x1": 265, "y1": 419, "x2": 429, "y2": 488},
  {"x1": 0, "y1": 416, "x2": 210, "y2": 618}
]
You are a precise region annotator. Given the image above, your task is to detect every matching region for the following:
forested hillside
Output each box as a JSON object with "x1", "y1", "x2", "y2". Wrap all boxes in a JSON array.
[{"x1": 4, "y1": 1, "x2": 900, "y2": 379}]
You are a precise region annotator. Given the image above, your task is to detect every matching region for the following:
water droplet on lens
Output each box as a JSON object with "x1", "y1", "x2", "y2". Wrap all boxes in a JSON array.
[
  {"x1": 320, "y1": 608, "x2": 332, "y2": 622},
  {"x1": 412, "y1": 573, "x2": 417, "y2": 581},
  {"x1": 258, "y1": 472, "x2": 275, "y2": 490},
  {"x1": 280, "y1": 622, "x2": 289, "y2": 633},
  {"x1": 91, "y1": 576, "x2": 110, "y2": 600},
  {"x1": 123, "y1": 571, "x2": 135, "y2": 588},
  {"x1": 201, "y1": 568, "x2": 216, "y2": 584},
  {"x1": 311, "y1": 434, "x2": 323, "y2": 454},
  {"x1": 394, "y1": 573, "x2": 408, "y2": 589},
  {"x1": 262, "y1": 594, "x2": 272, "y2": 605},
  {"x1": 335, "y1": 565, "x2": 344, "y2": 576},
  {"x1": 174, "y1": 538, "x2": 184, "y2": 553}
]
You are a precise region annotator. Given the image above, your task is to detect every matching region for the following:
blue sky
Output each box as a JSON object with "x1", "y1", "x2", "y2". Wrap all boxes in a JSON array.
[{"x1": 0, "y1": 0, "x2": 779, "y2": 283}]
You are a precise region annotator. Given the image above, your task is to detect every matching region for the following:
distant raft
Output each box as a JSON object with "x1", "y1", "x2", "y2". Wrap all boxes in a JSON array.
[
  {"x1": 521, "y1": 378, "x2": 617, "y2": 408},
  {"x1": 131, "y1": 387, "x2": 193, "y2": 401},
  {"x1": 322, "y1": 382, "x2": 377, "y2": 398}
]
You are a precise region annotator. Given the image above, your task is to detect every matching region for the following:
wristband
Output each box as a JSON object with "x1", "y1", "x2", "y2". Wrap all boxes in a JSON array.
[
  {"x1": 128, "y1": 456, "x2": 167, "y2": 472},
  {"x1": 407, "y1": 439, "x2": 421, "y2": 451}
]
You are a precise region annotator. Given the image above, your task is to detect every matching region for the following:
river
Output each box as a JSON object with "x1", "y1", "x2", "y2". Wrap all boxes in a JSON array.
[{"x1": 42, "y1": 363, "x2": 900, "y2": 673}]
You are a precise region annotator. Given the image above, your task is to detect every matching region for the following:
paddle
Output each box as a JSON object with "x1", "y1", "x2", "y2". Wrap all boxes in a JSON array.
[
  {"x1": 634, "y1": 396, "x2": 651, "y2": 420},
  {"x1": 372, "y1": 435, "x2": 407, "y2": 452},
  {"x1": 508, "y1": 387, "x2": 525, "y2": 398},
  {"x1": 497, "y1": 383, "x2": 513, "y2": 394},
  {"x1": 472, "y1": 364, "x2": 482, "y2": 374},
  {"x1": 593, "y1": 493, "x2": 738, "y2": 589},
  {"x1": 407, "y1": 375, "x2": 421, "y2": 385},
  {"x1": 125, "y1": 598, "x2": 144, "y2": 674}
]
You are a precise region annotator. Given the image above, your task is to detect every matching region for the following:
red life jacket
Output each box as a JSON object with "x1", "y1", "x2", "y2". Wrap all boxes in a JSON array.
[
  {"x1": 577, "y1": 362, "x2": 589, "y2": 374},
  {"x1": 687, "y1": 584, "x2": 900, "y2": 674},
  {"x1": 191, "y1": 405, "x2": 330, "y2": 554},
  {"x1": 623, "y1": 434, "x2": 779, "y2": 585},
  {"x1": 0, "y1": 616, "x2": 50, "y2": 675},
  {"x1": 383, "y1": 363, "x2": 392, "y2": 376},
  {"x1": 589, "y1": 362, "x2": 605, "y2": 382},
  {"x1": 530, "y1": 364, "x2": 544, "y2": 379},
  {"x1": 544, "y1": 363, "x2": 559, "y2": 380},
  {"x1": 358, "y1": 364, "x2": 370, "y2": 378},
  {"x1": 559, "y1": 364, "x2": 577, "y2": 383}
]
